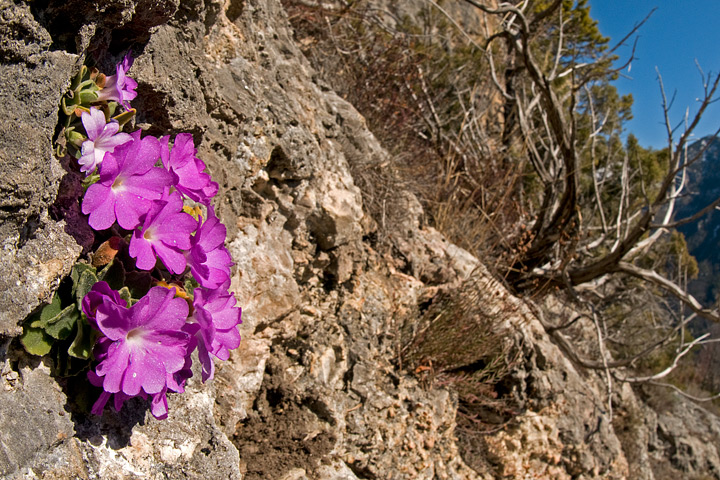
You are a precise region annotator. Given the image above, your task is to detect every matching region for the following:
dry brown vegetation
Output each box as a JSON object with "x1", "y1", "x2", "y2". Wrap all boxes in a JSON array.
[
  {"x1": 284, "y1": 0, "x2": 530, "y2": 431},
  {"x1": 284, "y1": 0, "x2": 720, "y2": 426},
  {"x1": 400, "y1": 271, "x2": 523, "y2": 429},
  {"x1": 285, "y1": 0, "x2": 524, "y2": 263}
]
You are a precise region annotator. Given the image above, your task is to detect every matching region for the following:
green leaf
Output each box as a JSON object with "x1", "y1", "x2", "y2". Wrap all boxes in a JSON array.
[
  {"x1": 75, "y1": 268, "x2": 99, "y2": 309},
  {"x1": 70, "y1": 65, "x2": 88, "y2": 91},
  {"x1": 28, "y1": 292, "x2": 62, "y2": 328},
  {"x1": 106, "y1": 102, "x2": 118, "y2": 117},
  {"x1": 97, "y1": 260, "x2": 125, "y2": 291},
  {"x1": 55, "y1": 143, "x2": 67, "y2": 158},
  {"x1": 67, "y1": 318, "x2": 96, "y2": 360},
  {"x1": 61, "y1": 96, "x2": 77, "y2": 116},
  {"x1": 20, "y1": 326, "x2": 53, "y2": 356},
  {"x1": 42, "y1": 304, "x2": 79, "y2": 340},
  {"x1": 40, "y1": 293, "x2": 63, "y2": 322},
  {"x1": 118, "y1": 286, "x2": 132, "y2": 305},
  {"x1": 78, "y1": 90, "x2": 99, "y2": 105},
  {"x1": 112, "y1": 108, "x2": 136, "y2": 128},
  {"x1": 81, "y1": 173, "x2": 100, "y2": 191},
  {"x1": 184, "y1": 276, "x2": 199, "y2": 299},
  {"x1": 71, "y1": 263, "x2": 96, "y2": 296},
  {"x1": 76, "y1": 79, "x2": 98, "y2": 91},
  {"x1": 65, "y1": 127, "x2": 85, "y2": 148}
]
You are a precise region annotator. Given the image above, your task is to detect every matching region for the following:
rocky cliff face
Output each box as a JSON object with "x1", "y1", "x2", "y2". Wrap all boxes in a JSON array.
[{"x1": 1, "y1": 0, "x2": 719, "y2": 479}]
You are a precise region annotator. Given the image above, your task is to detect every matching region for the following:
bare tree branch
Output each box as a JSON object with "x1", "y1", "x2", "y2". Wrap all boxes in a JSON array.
[
  {"x1": 617, "y1": 333, "x2": 709, "y2": 383},
  {"x1": 617, "y1": 261, "x2": 720, "y2": 323},
  {"x1": 648, "y1": 381, "x2": 720, "y2": 402}
]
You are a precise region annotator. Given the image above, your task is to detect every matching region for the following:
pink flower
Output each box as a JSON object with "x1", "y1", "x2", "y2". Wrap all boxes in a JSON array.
[
  {"x1": 160, "y1": 134, "x2": 218, "y2": 205},
  {"x1": 87, "y1": 370, "x2": 175, "y2": 420},
  {"x1": 82, "y1": 132, "x2": 174, "y2": 230},
  {"x1": 185, "y1": 286, "x2": 242, "y2": 381},
  {"x1": 129, "y1": 191, "x2": 198, "y2": 274},
  {"x1": 96, "y1": 53, "x2": 138, "y2": 109},
  {"x1": 86, "y1": 285, "x2": 192, "y2": 418},
  {"x1": 78, "y1": 107, "x2": 132, "y2": 175},
  {"x1": 187, "y1": 207, "x2": 232, "y2": 289},
  {"x1": 81, "y1": 280, "x2": 126, "y2": 329}
]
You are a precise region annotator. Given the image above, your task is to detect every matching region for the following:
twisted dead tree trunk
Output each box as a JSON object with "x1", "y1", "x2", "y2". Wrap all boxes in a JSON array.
[
  {"x1": 462, "y1": 1, "x2": 580, "y2": 286},
  {"x1": 463, "y1": 2, "x2": 720, "y2": 311},
  {"x1": 459, "y1": 1, "x2": 720, "y2": 396}
]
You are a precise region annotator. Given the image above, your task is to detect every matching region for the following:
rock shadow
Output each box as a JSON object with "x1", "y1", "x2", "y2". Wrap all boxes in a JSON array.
[{"x1": 64, "y1": 374, "x2": 149, "y2": 450}]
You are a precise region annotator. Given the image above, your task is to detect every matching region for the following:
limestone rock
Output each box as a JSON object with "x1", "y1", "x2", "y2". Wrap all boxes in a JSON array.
[
  {"x1": 1, "y1": 0, "x2": 720, "y2": 478},
  {"x1": 0, "y1": 350, "x2": 75, "y2": 479},
  {"x1": 0, "y1": 0, "x2": 80, "y2": 334},
  {"x1": 73, "y1": 374, "x2": 242, "y2": 480}
]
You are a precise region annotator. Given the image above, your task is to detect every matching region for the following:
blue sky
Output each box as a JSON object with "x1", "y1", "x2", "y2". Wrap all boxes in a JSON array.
[{"x1": 588, "y1": 1, "x2": 720, "y2": 149}]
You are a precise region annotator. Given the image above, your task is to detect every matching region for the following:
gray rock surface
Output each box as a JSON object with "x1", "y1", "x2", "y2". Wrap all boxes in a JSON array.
[
  {"x1": 0, "y1": 345, "x2": 75, "y2": 479},
  {"x1": 652, "y1": 395, "x2": 720, "y2": 477},
  {"x1": 0, "y1": 0, "x2": 81, "y2": 334},
  {"x1": 1, "y1": 0, "x2": 719, "y2": 478}
]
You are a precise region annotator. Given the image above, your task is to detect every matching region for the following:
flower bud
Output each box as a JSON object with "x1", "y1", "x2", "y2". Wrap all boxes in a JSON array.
[
  {"x1": 94, "y1": 72, "x2": 106, "y2": 89},
  {"x1": 66, "y1": 128, "x2": 86, "y2": 147}
]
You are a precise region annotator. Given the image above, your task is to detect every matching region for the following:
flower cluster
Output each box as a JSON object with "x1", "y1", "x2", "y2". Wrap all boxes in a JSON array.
[{"x1": 52, "y1": 53, "x2": 241, "y2": 419}]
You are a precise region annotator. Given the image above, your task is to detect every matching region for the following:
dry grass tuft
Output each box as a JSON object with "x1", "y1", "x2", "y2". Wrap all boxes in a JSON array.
[{"x1": 401, "y1": 272, "x2": 522, "y2": 431}]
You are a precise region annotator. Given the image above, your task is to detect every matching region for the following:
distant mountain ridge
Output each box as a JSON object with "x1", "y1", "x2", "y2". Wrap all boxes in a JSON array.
[{"x1": 675, "y1": 136, "x2": 720, "y2": 303}]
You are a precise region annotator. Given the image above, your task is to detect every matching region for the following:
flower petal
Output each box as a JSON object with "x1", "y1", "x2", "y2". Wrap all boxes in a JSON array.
[
  {"x1": 96, "y1": 342, "x2": 130, "y2": 393},
  {"x1": 150, "y1": 390, "x2": 169, "y2": 420},
  {"x1": 90, "y1": 391, "x2": 112, "y2": 416},
  {"x1": 154, "y1": 243, "x2": 187, "y2": 274},
  {"x1": 81, "y1": 107, "x2": 107, "y2": 140},
  {"x1": 83, "y1": 183, "x2": 116, "y2": 230},
  {"x1": 113, "y1": 192, "x2": 149, "y2": 230},
  {"x1": 123, "y1": 347, "x2": 165, "y2": 395},
  {"x1": 129, "y1": 231, "x2": 158, "y2": 270}
]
